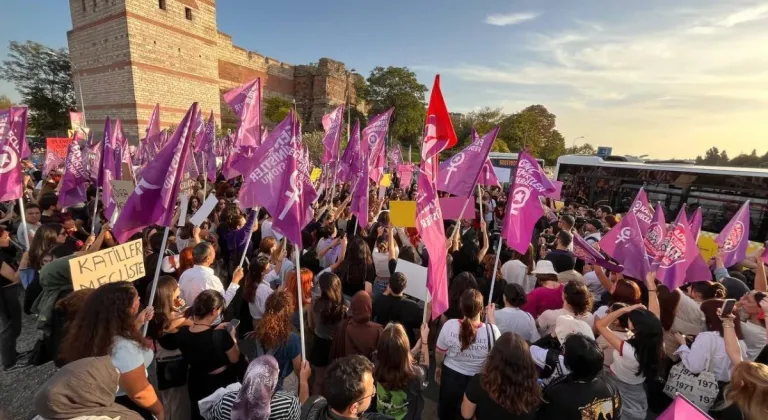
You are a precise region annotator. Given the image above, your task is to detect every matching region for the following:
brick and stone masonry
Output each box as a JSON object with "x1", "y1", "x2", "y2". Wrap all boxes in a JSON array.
[{"x1": 67, "y1": 0, "x2": 365, "y2": 141}]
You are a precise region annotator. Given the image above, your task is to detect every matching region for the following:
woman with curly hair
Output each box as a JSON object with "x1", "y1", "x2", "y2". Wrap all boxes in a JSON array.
[
  {"x1": 461, "y1": 332, "x2": 540, "y2": 419},
  {"x1": 252, "y1": 290, "x2": 302, "y2": 391},
  {"x1": 58, "y1": 282, "x2": 161, "y2": 420},
  {"x1": 537, "y1": 280, "x2": 595, "y2": 336},
  {"x1": 374, "y1": 322, "x2": 430, "y2": 420}
]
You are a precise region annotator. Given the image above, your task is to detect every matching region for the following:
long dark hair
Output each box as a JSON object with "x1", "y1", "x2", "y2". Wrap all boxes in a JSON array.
[
  {"x1": 449, "y1": 272, "x2": 478, "y2": 316},
  {"x1": 701, "y1": 299, "x2": 744, "y2": 339},
  {"x1": 626, "y1": 309, "x2": 664, "y2": 380},
  {"x1": 146, "y1": 276, "x2": 179, "y2": 339},
  {"x1": 481, "y1": 333, "x2": 541, "y2": 414},
  {"x1": 690, "y1": 281, "x2": 727, "y2": 301},
  {"x1": 187, "y1": 289, "x2": 225, "y2": 320},
  {"x1": 29, "y1": 223, "x2": 63, "y2": 270},
  {"x1": 656, "y1": 285, "x2": 681, "y2": 331},
  {"x1": 59, "y1": 282, "x2": 146, "y2": 364},
  {"x1": 375, "y1": 323, "x2": 417, "y2": 390},
  {"x1": 338, "y1": 236, "x2": 373, "y2": 288},
  {"x1": 316, "y1": 272, "x2": 346, "y2": 325},
  {"x1": 243, "y1": 255, "x2": 270, "y2": 303},
  {"x1": 459, "y1": 289, "x2": 483, "y2": 351}
]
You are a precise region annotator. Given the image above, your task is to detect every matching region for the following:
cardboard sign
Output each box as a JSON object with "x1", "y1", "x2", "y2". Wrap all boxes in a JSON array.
[
  {"x1": 45, "y1": 137, "x2": 71, "y2": 160},
  {"x1": 380, "y1": 174, "x2": 392, "y2": 187},
  {"x1": 110, "y1": 180, "x2": 135, "y2": 213},
  {"x1": 177, "y1": 193, "x2": 190, "y2": 227},
  {"x1": 69, "y1": 240, "x2": 145, "y2": 290},
  {"x1": 121, "y1": 162, "x2": 135, "y2": 181},
  {"x1": 389, "y1": 201, "x2": 417, "y2": 228},
  {"x1": 310, "y1": 168, "x2": 322, "y2": 182},
  {"x1": 395, "y1": 259, "x2": 429, "y2": 302},
  {"x1": 189, "y1": 194, "x2": 218, "y2": 227},
  {"x1": 439, "y1": 196, "x2": 476, "y2": 221}
]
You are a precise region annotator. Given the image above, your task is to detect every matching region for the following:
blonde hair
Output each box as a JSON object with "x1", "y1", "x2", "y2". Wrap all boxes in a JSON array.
[{"x1": 725, "y1": 362, "x2": 768, "y2": 420}]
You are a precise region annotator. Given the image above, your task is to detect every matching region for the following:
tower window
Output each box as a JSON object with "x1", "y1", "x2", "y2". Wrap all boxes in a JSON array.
[
  {"x1": 185, "y1": 7, "x2": 193, "y2": 20},
  {"x1": 158, "y1": 0, "x2": 166, "y2": 10},
  {"x1": 81, "y1": 0, "x2": 86, "y2": 11}
]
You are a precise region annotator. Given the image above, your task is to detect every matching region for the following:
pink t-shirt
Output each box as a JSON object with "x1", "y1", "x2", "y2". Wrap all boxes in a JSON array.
[{"x1": 522, "y1": 284, "x2": 564, "y2": 319}]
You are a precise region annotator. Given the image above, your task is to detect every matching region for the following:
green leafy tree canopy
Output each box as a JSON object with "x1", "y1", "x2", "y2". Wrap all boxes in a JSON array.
[
  {"x1": 0, "y1": 94, "x2": 12, "y2": 109},
  {"x1": 263, "y1": 96, "x2": 293, "y2": 127}
]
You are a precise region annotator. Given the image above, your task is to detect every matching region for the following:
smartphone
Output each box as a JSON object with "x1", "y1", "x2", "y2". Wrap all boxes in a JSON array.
[
  {"x1": 227, "y1": 319, "x2": 240, "y2": 333},
  {"x1": 721, "y1": 299, "x2": 737, "y2": 317}
]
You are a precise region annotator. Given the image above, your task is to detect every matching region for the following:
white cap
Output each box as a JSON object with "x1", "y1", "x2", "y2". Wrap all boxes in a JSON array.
[{"x1": 532, "y1": 260, "x2": 558, "y2": 276}]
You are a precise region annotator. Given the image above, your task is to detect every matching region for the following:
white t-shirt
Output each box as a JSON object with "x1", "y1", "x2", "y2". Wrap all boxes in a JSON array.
[
  {"x1": 260, "y1": 219, "x2": 284, "y2": 241},
  {"x1": 436, "y1": 319, "x2": 501, "y2": 376},
  {"x1": 494, "y1": 307, "x2": 540, "y2": 342},
  {"x1": 740, "y1": 320, "x2": 767, "y2": 361},
  {"x1": 537, "y1": 308, "x2": 595, "y2": 336},
  {"x1": 248, "y1": 282, "x2": 274, "y2": 320},
  {"x1": 111, "y1": 337, "x2": 154, "y2": 397},
  {"x1": 610, "y1": 341, "x2": 644, "y2": 385}
]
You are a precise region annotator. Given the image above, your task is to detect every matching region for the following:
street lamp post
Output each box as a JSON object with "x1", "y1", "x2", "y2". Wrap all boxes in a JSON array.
[{"x1": 571, "y1": 135, "x2": 584, "y2": 149}]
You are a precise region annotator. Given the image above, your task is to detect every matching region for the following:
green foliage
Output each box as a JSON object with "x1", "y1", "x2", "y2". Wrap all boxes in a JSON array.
[
  {"x1": 263, "y1": 96, "x2": 293, "y2": 126},
  {"x1": 696, "y1": 146, "x2": 768, "y2": 168},
  {"x1": 565, "y1": 143, "x2": 596, "y2": 155},
  {"x1": 301, "y1": 131, "x2": 324, "y2": 166},
  {"x1": 0, "y1": 41, "x2": 75, "y2": 134},
  {"x1": 357, "y1": 66, "x2": 427, "y2": 146},
  {"x1": 0, "y1": 94, "x2": 12, "y2": 109}
]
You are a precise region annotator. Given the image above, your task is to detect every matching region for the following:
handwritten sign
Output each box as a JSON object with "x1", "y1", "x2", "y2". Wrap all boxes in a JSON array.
[
  {"x1": 180, "y1": 177, "x2": 197, "y2": 195},
  {"x1": 390, "y1": 201, "x2": 417, "y2": 228},
  {"x1": 110, "y1": 180, "x2": 135, "y2": 213},
  {"x1": 69, "y1": 240, "x2": 145, "y2": 290},
  {"x1": 189, "y1": 194, "x2": 218, "y2": 227},
  {"x1": 45, "y1": 137, "x2": 71, "y2": 160}
]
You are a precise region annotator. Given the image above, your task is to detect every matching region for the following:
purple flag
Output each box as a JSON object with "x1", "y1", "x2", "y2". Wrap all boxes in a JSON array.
[
  {"x1": 224, "y1": 78, "x2": 262, "y2": 148},
  {"x1": 97, "y1": 118, "x2": 121, "y2": 221},
  {"x1": 689, "y1": 208, "x2": 703, "y2": 241},
  {"x1": 715, "y1": 201, "x2": 750, "y2": 268},
  {"x1": 338, "y1": 121, "x2": 361, "y2": 183},
  {"x1": 113, "y1": 119, "x2": 131, "y2": 168},
  {"x1": 388, "y1": 145, "x2": 403, "y2": 169},
  {"x1": 599, "y1": 211, "x2": 650, "y2": 280},
  {"x1": 500, "y1": 151, "x2": 557, "y2": 254},
  {"x1": 437, "y1": 126, "x2": 498, "y2": 197},
  {"x1": 85, "y1": 131, "x2": 101, "y2": 182},
  {"x1": 350, "y1": 152, "x2": 370, "y2": 229},
  {"x1": 43, "y1": 149, "x2": 65, "y2": 176},
  {"x1": 196, "y1": 111, "x2": 217, "y2": 181},
  {"x1": 573, "y1": 234, "x2": 623, "y2": 272},
  {"x1": 0, "y1": 107, "x2": 29, "y2": 202},
  {"x1": 478, "y1": 159, "x2": 501, "y2": 188},
  {"x1": 59, "y1": 134, "x2": 89, "y2": 208},
  {"x1": 112, "y1": 103, "x2": 198, "y2": 243},
  {"x1": 630, "y1": 188, "x2": 654, "y2": 232},
  {"x1": 363, "y1": 108, "x2": 394, "y2": 184},
  {"x1": 145, "y1": 103, "x2": 161, "y2": 157},
  {"x1": 644, "y1": 202, "x2": 667, "y2": 263},
  {"x1": 230, "y1": 116, "x2": 291, "y2": 179},
  {"x1": 321, "y1": 105, "x2": 344, "y2": 164},
  {"x1": 398, "y1": 163, "x2": 414, "y2": 187},
  {"x1": 655, "y1": 210, "x2": 700, "y2": 289}
]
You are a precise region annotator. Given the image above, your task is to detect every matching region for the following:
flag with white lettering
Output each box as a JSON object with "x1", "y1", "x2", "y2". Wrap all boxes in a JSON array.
[
  {"x1": 715, "y1": 201, "x2": 750, "y2": 268},
  {"x1": 630, "y1": 187, "x2": 654, "y2": 233},
  {"x1": 437, "y1": 126, "x2": 498, "y2": 197},
  {"x1": 363, "y1": 108, "x2": 394, "y2": 184},
  {"x1": 0, "y1": 107, "x2": 29, "y2": 202},
  {"x1": 599, "y1": 211, "x2": 650, "y2": 280},
  {"x1": 654, "y1": 209, "x2": 699, "y2": 289},
  {"x1": 224, "y1": 78, "x2": 262, "y2": 148},
  {"x1": 644, "y1": 202, "x2": 667, "y2": 263},
  {"x1": 59, "y1": 133, "x2": 89, "y2": 208},
  {"x1": 321, "y1": 105, "x2": 344, "y2": 164}
]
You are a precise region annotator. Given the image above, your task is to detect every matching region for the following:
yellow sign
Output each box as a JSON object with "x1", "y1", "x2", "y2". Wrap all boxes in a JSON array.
[
  {"x1": 69, "y1": 240, "x2": 145, "y2": 290},
  {"x1": 390, "y1": 201, "x2": 417, "y2": 228},
  {"x1": 380, "y1": 174, "x2": 392, "y2": 187},
  {"x1": 697, "y1": 232, "x2": 763, "y2": 262},
  {"x1": 310, "y1": 168, "x2": 322, "y2": 182}
]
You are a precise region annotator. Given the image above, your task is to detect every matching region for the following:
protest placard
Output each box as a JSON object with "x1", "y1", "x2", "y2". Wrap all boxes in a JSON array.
[
  {"x1": 69, "y1": 239, "x2": 145, "y2": 290},
  {"x1": 190, "y1": 194, "x2": 218, "y2": 227},
  {"x1": 177, "y1": 193, "x2": 190, "y2": 226},
  {"x1": 389, "y1": 201, "x2": 417, "y2": 227},
  {"x1": 380, "y1": 174, "x2": 392, "y2": 187},
  {"x1": 395, "y1": 259, "x2": 429, "y2": 302},
  {"x1": 46, "y1": 137, "x2": 71, "y2": 160},
  {"x1": 110, "y1": 180, "x2": 135, "y2": 213},
  {"x1": 439, "y1": 196, "x2": 476, "y2": 220},
  {"x1": 310, "y1": 168, "x2": 322, "y2": 182}
]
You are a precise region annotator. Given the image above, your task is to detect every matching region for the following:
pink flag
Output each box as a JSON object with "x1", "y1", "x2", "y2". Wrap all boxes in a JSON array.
[
  {"x1": 97, "y1": 118, "x2": 121, "y2": 221},
  {"x1": 715, "y1": 201, "x2": 750, "y2": 268},
  {"x1": 398, "y1": 163, "x2": 414, "y2": 187},
  {"x1": 478, "y1": 159, "x2": 500, "y2": 188},
  {"x1": 0, "y1": 107, "x2": 29, "y2": 202},
  {"x1": 112, "y1": 103, "x2": 198, "y2": 243},
  {"x1": 630, "y1": 188, "x2": 654, "y2": 232},
  {"x1": 388, "y1": 144, "x2": 403, "y2": 169},
  {"x1": 196, "y1": 111, "x2": 217, "y2": 181},
  {"x1": 500, "y1": 151, "x2": 557, "y2": 254},
  {"x1": 43, "y1": 149, "x2": 65, "y2": 176},
  {"x1": 363, "y1": 108, "x2": 394, "y2": 184},
  {"x1": 59, "y1": 134, "x2": 89, "y2": 208},
  {"x1": 689, "y1": 207, "x2": 703, "y2": 241},
  {"x1": 573, "y1": 233, "x2": 623, "y2": 273},
  {"x1": 230, "y1": 116, "x2": 291, "y2": 179},
  {"x1": 644, "y1": 202, "x2": 667, "y2": 263},
  {"x1": 338, "y1": 121, "x2": 361, "y2": 183},
  {"x1": 655, "y1": 209, "x2": 700, "y2": 289},
  {"x1": 599, "y1": 211, "x2": 650, "y2": 280},
  {"x1": 437, "y1": 126, "x2": 499, "y2": 198},
  {"x1": 224, "y1": 78, "x2": 262, "y2": 148},
  {"x1": 350, "y1": 154, "x2": 370, "y2": 229},
  {"x1": 657, "y1": 395, "x2": 711, "y2": 420},
  {"x1": 321, "y1": 105, "x2": 344, "y2": 164}
]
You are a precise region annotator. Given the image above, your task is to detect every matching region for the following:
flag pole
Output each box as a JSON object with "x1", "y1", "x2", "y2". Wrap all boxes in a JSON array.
[
  {"x1": 18, "y1": 198, "x2": 29, "y2": 250},
  {"x1": 487, "y1": 236, "x2": 503, "y2": 305},
  {"x1": 295, "y1": 247, "x2": 307, "y2": 361},
  {"x1": 142, "y1": 226, "x2": 170, "y2": 337},
  {"x1": 238, "y1": 208, "x2": 258, "y2": 269},
  {"x1": 91, "y1": 191, "x2": 100, "y2": 234},
  {"x1": 478, "y1": 184, "x2": 483, "y2": 224},
  {"x1": 202, "y1": 155, "x2": 208, "y2": 195}
]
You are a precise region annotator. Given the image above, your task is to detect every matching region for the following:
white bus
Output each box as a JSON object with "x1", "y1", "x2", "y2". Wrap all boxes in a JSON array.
[
  {"x1": 554, "y1": 155, "x2": 768, "y2": 242},
  {"x1": 488, "y1": 152, "x2": 546, "y2": 184}
]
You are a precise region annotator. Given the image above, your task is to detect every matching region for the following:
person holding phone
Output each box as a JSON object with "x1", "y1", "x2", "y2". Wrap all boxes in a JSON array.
[{"x1": 735, "y1": 254, "x2": 767, "y2": 361}]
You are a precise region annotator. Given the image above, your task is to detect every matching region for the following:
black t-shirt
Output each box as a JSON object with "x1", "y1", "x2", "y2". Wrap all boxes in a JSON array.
[
  {"x1": 159, "y1": 326, "x2": 235, "y2": 374},
  {"x1": 0, "y1": 249, "x2": 17, "y2": 288},
  {"x1": 465, "y1": 374, "x2": 538, "y2": 420},
  {"x1": 537, "y1": 374, "x2": 622, "y2": 420},
  {"x1": 372, "y1": 295, "x2": 422, "y2": 346},
  {"x1": 338, "y1": 263, "x2": 375, "y2": 297},
  {"x1": 544, "y1": 249, "x2": 576, "y2": 273}
]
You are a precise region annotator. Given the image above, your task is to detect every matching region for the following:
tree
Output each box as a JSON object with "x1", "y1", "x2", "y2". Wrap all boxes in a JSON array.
[
  {"x1": 357, "y1": 66, "x2": 427, "y2": 146},
  {"x1": 263, "y1": 96, "x2": 293, "y2": 127},
  {"x1": 0, "y1": 94, "x2": 12, "y2": 109},
  {"x1": 499, "y1": 105, "x2": 557, "y2": 154},
  {"x1": 301, "y1": 131, "x2": 324, "y2": 167},
  {"x1": 565, "y1": 143, "x2": 596, "y2": 155},
  {"x1": 0, "y1": 41, "x2": 75, "y2": 134},
  {"x1": 719, "y1": 150, "x2": 729, "y2": 165},
  {"x1": 539, "y1": 130, "x2": 566, "y2": 165}
]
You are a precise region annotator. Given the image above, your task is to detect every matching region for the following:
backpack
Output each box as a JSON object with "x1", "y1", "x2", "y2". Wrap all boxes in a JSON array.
[{"x1": 376, "y1": 383, "x2": 409, "y2": 420}]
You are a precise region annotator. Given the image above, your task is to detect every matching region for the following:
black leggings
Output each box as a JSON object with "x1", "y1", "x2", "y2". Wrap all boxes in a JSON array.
[{"x1": 438, "y1": 365, "x2": 472, "y2": 420}]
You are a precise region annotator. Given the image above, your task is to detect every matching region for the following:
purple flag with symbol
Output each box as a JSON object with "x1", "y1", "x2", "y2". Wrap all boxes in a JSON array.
[
  {"x1": 58, "y1": 134, "x2": 89, "y2": 208},
  {"x1": 350, "y1": 152, "x2": 370, "y2": 229},
  {"x1": 715, "y1": 201, "x2": 750, "y2": 268},
  {"x1": 43, "y1": 149, "x2": 65, "y2": 176},
  {"x1": 97, "y1": 118, "x2": 120, "y2": 221},
  {"x1": 388, "y1": 144, "x2": 403, "y2": 169},
  {"x1": 438, "y1": 126, "x2": 498, "y2": 197},
  {"x1": 338, "y1": 121, "x2": 361, "y2": 183},
  {"x1": 363, "y1": 108, "x2": 394, "y2": 184},
  {"x1": 85, "y1": 131, "x2": 101, "y2": 182},
  {"x1": 501, "y1": 151, "x2": 557, "y2": 254},
  {"x1": 478, "y1": 159, "x2": 500, "y2": 188},
  {"x1": 230, "y1": 116, "x2": 289, "y2": 179},
  {"x1": 112, "y1": 103, "x2": 198, "y2": 243},
  {"x1": 224, "y1": 78, "x2": 261, "y2": 148},
  {"x1": 321, "y1": 105, "x2": 344, "y2": 164},
  {"x1": 654, "y1": 210, "x2": 699, "y2": 289},
  {"x1": 630, "y1": 188, "x2": 654, "y2": 232},
  {"x1": 0, "y1": 107, "x2": 29, "y2": 202},
  {"x1": 599, "y1": 211, "x2": 650, "y2": 280},
  {"x1": 644, "y1": 202, "x2": 667, "y2": 263},
  {"x1": 689, "y1": 207, "x2": 703, "y2": 241},
  {"x1": 573, "y1": 233, "x2": 623, "y2": 272}
]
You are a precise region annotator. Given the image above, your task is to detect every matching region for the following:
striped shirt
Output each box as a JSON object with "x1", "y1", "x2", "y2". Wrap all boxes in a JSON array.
[{"x1": 211, "y1": 390, "x2": 300, "y2": 420}]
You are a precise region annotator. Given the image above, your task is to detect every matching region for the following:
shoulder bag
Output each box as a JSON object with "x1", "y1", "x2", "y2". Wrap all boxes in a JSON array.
[{"x1": 663, "y1": 338, "x2": 719, "y2": 410}]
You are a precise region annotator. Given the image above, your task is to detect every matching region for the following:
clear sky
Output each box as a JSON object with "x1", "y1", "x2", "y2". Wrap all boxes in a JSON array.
[{"x1": 2, "y1": 0, "x2": 767, "y2": 159}]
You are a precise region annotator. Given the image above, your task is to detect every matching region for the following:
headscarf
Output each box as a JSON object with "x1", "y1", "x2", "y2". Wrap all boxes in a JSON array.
[
  {"x1": 34, "y1": 356, "x2": 142, "y2": 420},
  {"x1": 230, "y1": 355, "x2": 280, "y2": 420},
  {"x1": 331, "y1": 291, "x2": 382, "y2": 361}
]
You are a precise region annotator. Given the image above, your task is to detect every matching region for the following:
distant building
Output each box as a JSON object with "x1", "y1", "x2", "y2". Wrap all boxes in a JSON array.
[{"x1": 66, "y1": 0, "x2": 364, "y2": 140}]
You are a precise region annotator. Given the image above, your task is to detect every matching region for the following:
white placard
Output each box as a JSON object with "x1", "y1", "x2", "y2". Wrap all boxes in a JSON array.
[
  {"x1": 378, "y1": 185, "x2": 387, "y2": 200},
  {"x1": 493, "y1": 166, "x2": 511, "y2": 183},
  {"x1": 189, "y1": 194, "x2": 218, "y2": 227},
  {"x1": 177, "y1": 193, "x2": 190, "y2": 227},
  {"x1": 395, "y1": 259, "x2": 429, "y2": 302}
]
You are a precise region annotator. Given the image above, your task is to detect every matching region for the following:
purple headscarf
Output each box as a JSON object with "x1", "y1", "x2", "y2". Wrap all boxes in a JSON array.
[{"x1": 231, "y1": 355, "x2": 279, "y2": 420}]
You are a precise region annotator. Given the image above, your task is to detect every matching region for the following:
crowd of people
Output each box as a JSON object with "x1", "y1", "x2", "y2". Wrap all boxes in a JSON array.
[{"x1": 1, "y1": 164, "x2": 768, "y2": 420}]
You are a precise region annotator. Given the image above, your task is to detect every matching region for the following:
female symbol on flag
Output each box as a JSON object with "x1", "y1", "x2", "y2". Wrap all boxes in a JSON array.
[
  {"x1": 279, "y1": 170, "x2": 302, "y2": 220},
  {"x1": 444, "y1": 152, "x2": 465, "y2": 184}
]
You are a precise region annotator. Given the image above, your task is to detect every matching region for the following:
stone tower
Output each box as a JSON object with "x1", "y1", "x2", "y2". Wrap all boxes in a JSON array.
[{"x1": 67, "y1": 0, "x2": 363, "y2": 140}]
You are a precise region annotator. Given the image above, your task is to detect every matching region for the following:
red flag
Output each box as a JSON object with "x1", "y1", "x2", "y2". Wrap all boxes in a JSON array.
[{"x1": 422, "y1": 75, "x2": 457, "y2": 165}]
